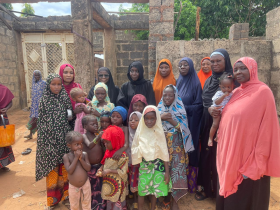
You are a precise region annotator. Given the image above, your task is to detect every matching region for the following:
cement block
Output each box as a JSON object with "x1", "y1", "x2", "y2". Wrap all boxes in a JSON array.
[
  {"x1": 243, "y1": 41, "x2": 271, "y2": 57},
  {"x1": 149, "y1": 9, "x2": 161, "y2": 21},
  {"x1": 0, "y1": 27, "x2": 5, "y2": 36},
  {"x1": 272, "y1": 39, "x2": 280, "y2": 53},
  {"x1": 135, "y1": 43, "x2": 148, "y2": 52},
  {"x1": 162, "y1": 0, "x2": 174, "y2": 6},
  {"x1": 271, "y1": 71, "x2": 280, "y2": 85},
  {"x1": 117, "y1": 52, "x2": 129, "y2": 60},
  {"x1": 273, "y1": 54, "x2": 280, "y2": 69},
  {"x1": 5, "y1": 30, "x2": 13, "y2": 37},
  {"x1": 162, "y1": 8, "x2": 174, "y2": 21},
  {"x1": 149, "y1": 22, "x2": 174, "y2": 35},
  {"x1": 185, "y1": 41, "x2": 213, "y2": 55},
  {"x1": 130, "y1": 52, "x2": 143, "y2": 59},
  {"x1": 122, "y1": 44, "x2": 135, "y2": 51},
  {"x1": 149, "y1": 0, "x2": 161, "y2": 7}
]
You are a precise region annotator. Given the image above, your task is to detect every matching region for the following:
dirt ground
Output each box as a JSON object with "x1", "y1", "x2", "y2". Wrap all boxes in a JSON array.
[{"x1": 0, "y1": 110, "x2": 279, "y2": 210}]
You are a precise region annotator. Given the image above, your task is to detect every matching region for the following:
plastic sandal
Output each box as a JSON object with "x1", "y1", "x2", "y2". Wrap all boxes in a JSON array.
[{"x1": 22, "y1": 148, "x2": 32, "y2": 155}]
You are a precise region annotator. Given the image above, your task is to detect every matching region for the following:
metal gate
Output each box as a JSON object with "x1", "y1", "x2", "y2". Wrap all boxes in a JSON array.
[{"x1": 22, "y1": 33, "x2": 75, "y2": 107}]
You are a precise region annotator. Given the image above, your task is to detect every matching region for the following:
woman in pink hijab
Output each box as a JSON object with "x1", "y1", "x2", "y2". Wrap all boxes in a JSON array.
[
  {"x1": 215, "y1": 57, "x2": 280, "y2": 210},
  {"x1": 59, "y1": 64, "x2": 83, "y2": 113}
]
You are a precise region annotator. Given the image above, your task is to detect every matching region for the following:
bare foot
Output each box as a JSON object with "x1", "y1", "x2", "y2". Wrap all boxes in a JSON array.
[{"x1": 208, "y1": 138, "x2": 213, "y2": 147}]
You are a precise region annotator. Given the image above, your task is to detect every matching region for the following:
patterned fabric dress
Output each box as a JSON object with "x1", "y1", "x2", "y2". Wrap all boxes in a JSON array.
[
  {"x1": 158, "y1": 85, "x2": 191, "y2": 202},
  {"x1": 35, "y1": 74, "x2": 74, "y2": 207},
  {"x1": 27, "y1": 70, "x2": 46, "y2": 134}
]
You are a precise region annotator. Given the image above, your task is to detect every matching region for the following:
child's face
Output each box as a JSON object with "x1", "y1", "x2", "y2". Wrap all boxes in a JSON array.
[
  {"x1": 129, "y1": 113, "x2": 139, "y2": 130},
  {"x1": 34, "y1": 72, "x2": 41, "y2": 82},
  {"x1": 163, "y1": 87, "x2": 175, "y2": 106},
  {"x1": 100, "y1": 116, "x2": 111, "y2": 130},
  {"x1": 133, "y1": 101, "x2": 145, "y2": 113},
  {"x1": 220, "y1": 79, "x2": 234, "y2": 94},
  {"x1": 68, "y1": 136, "x2": 83, "y2": 152},
  {"x1": 111, "y1": 112, "x2": 123, "y2": 126},
  {"x1": 144, "y1": 112, "x2": 157, "y2": 128},
  {"x1": 84, "y1": 119, "x2": 98, "y2": 133},
  {"x1": 95, "y1": 87, "x2": 106, "y2": 102},
  {"x1": 50, "y1": 78, "x2": 62, "y2": 95},
  {"x1": 74, "y1": 92, "x2": 86, "y2": 103},
  {"x1": 103, "y1": 139, "x2": 113, "y2": 151}
]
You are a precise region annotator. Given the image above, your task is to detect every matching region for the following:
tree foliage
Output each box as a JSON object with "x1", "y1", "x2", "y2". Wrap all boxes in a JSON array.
[
  {"x1": 21, "y1": 3, "x2": 35, "y2": 17},
  {"x1": 1, "y1": 3, "x2": 13, "y2": 10}
]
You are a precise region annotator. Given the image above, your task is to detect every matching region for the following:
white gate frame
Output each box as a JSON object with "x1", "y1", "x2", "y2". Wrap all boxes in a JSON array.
[{"x1": 22, "y1": 33, "x2": 74, "y2": 106}]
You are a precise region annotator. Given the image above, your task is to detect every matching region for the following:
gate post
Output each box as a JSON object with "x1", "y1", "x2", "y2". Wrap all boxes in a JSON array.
[
  {"x1": 71, "y1": 0, "x2": 94, "y2": 92},
  {"x1": 104, "y1": 28, "x2": 117, "y2": 81}
]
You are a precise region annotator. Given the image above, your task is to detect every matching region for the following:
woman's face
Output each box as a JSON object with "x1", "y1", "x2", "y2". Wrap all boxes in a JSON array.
[
  {"x1": 95, "y1": 87, "x2": 106, "y2": 102},
  {"x1": 163, "y1": 87, "x2": 175, "y2": 106},
  {"x1": 133, "y1": 101, "x2": 145, "y2": 113},
  {"x1": 201, "y1": 59, "x2": 211, "y2": 73},
  {"x1": 179, "y1": 60, "x2": 190, "y2": 76},
  {"x1": 98, "y1": 70, "x2": 109, "y2": 84},
  {"x1": 63, "y1": 66, "x2": 74, "y2": 84},
  {"x1": 211, "y1": 55, "x2": 226, "y2": 73},
  {"x1": 144, "y1": 112, "x2": 157, "y2": 128},
  {"x1": 159, "y1": 63, "x2": 171, "y2": 78},
  {"x1": 50, "y1": 78, "x2": 62, "y2": 94},
  {"x1": 129, "y1": 113, "x2": 140, "y2": 130},
  {"x1": 233, "y1": 62, "x2": 250, "y2": 84},
  {"x1": 130, "y1": 67, "x2": 140, "y2": 81},
  {"x1": 34, "y1": 72, "x2": 41, "y2": 82}
]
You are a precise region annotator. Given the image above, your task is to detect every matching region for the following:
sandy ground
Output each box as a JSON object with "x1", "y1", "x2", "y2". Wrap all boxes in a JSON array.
[{"x1": 0, "y1": 110, "x2": 279, "y2": 210}]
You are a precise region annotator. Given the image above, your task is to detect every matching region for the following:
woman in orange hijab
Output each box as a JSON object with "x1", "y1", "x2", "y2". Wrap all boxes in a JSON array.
[
  {"x1": 197, "y1": 57, "x2": 212, "y2": 89},
  {"x1": 152, "y1": 59, "x2": 176, "y2": 105}
]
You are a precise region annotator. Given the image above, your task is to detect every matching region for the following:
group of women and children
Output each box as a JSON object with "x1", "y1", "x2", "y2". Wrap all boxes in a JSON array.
[{"x1": 1, "y1": 48, "x2": 280, "y2": 210}]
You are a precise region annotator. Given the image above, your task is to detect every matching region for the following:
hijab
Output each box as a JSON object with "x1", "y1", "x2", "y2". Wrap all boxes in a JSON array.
[
  {"x1": 36, "y1": 74, "x2": 73, "y2": 181},
  {"x1": 127, "y1": 61, "x2": 147, "y2": 85},
  {"x1": 127, "y1": 111, "x2": 142, "y2": 165},
  {"x1": 101, "y1": 125, "x2": 125, "y2": 164},
  {"x1": 131, "y1": 105, "x2": 169, "y2": 165},
  {"x1": 217, "y1": 57, "x2": 280, "y2": 198},
  {"x1": 30, "y1": 70, "x2": 46, "y2": 118},
  {"x1": 197, "y1": 57, "x2": 212, "y2": 89},
  {"x1": 91, "y1": 82, "x2": 111, "y2": 106},
  {"x1": 153, "y1": 59, "x2": 176, "y2": 105},
  {"x1": 127, "y1": 94, "x2": 148, "y2": 121},
  {"x1": 202, "y1": 49, "x2": 235, "y2": 107},
  {"x1": 59, "y1": 63, "x2": 82, "y2": 109},
  {"x1": 111, "y1": 106, "x2": 128, "y2": 123},
  {"x1": 0, "y1": 84, "x2": 14, "y2": 109},
  {"x1": 158, "y1": 85, "x2": 194, "y2": 153}
]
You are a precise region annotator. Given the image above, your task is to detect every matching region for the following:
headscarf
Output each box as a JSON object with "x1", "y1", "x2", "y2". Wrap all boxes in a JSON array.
[
  {"x1": 0, "y1": 84, "x2": 14, "y2": 109},
  {"x1": 158, "y1": 85, "x2": 194, "y2": 153},
  {"x1": 202, "y1": 49, "x2": 236, "y2": 107},
  {"x1": 131, "y1": 105, "x2": 169, "y2": 165},
  {"x1": 217, "y1": 57, "x2": 280, "y2": 198},
  {"x1": 36, "y1": 74, "x2": 73, "y2": 181},
  {"x1": 153, "y1": 59, "x2": 176, "y2": 105},
  {"x1": 127, "y1": 61, "x2": 147, "y2": 85},
  {"x1": 88, "y1": 67, "x2": 119, "y2": 105},
  {"x1": 91, "y1": 82, "x2": 110, "y2": 106},
  {"x1": 101, "y1": 125, "x2": 125, "y2": 164},
  {"x1": 127, "y1": 94, "x2": 148, "y2": 121},
  {"x1": 197, "y1": 57, "x2": 212, "y2": 89},
  {"x1": 59, "y1": 63, "x2": 82, "y2": 109},
  {"x1": 111, "y1": 106, "x2": 127, "y2": 123},
  {"x1": 30, "y1": 70, "x2": 46, "y2": 118},
  {"x1": 127, "y1": 111, "x2": 142, "y2": 165}
]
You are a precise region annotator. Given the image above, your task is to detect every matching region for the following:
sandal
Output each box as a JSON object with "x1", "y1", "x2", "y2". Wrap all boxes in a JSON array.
[
  {"x1": 195, "y1": 191, "x2": 208, "y2": 201},
  {"x1": 22, "y1": 148, "x2": 32, "y2": 155},
  {"x1": 1, "y1": 166, "x2": 10, "y2": 172},
  {"x1": 132, "y1": 203, "x2": 138, "y2": 209},
  {"x1": 24, "y1": 135, "x2": 32, "y2": 140}
]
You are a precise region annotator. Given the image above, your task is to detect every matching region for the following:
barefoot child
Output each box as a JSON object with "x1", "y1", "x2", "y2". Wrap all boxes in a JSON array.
[
  {"x1": 63, "y1": 131, "x2": 91, "y2": 210},
  {"x1": 81, "y1": 115, "x2": 107, "y2": 210},
  {"x1": 110, "y1": 106, "x2": 129, "y2": 160},
  {"x1": 131, "y1": 106, "x2": 171, "y2": 210},
  {"x1": 100, "y1": 111, "x2": 111, "y2": 131},
  {"x1": 97, "y1": 125, "x2": 129, "y2": 210},
  {"x1": 70, "y1": 88, "x2": 91, "y2": 134},
  {"x1": 208, "y1": 72, "x2": 234, "y2": 146},
  {"x1": 127, "y1": 111, "x2": 142, "y2": 209}
]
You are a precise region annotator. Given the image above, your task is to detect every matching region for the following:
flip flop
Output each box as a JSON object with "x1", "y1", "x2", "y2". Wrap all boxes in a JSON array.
[
  {"x1": 22, "y1": 148, "x2": 32, "y2": 155},
  {"x1": 24, "y1": 135, "x2": 32, "y2": 140},
  {"x1": 195, "y1": 191, "x2": 208, "y2": 201},
  {"x1": 1, "y1": 167, "x2": 10, "y2": 172}
]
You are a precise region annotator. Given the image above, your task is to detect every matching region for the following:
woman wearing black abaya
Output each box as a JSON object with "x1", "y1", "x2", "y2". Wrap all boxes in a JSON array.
[
  {"x1": 88, "y1": 67, "x2": 119, "y2": 106},
  {"x1": 195, "y1": 49, "x2": 239, "y2": 200},
  {"x1": 117, "y1": 61, "x2": 156, "y2": 110}
]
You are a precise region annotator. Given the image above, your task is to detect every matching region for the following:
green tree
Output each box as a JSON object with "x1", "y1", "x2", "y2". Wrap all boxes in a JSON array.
[
  {"x1": 21, "y1": 3, "x2": 35, "y2": 17},
  {"x1": 1, "y1": 3, "x2": 13, "y2": 10}
]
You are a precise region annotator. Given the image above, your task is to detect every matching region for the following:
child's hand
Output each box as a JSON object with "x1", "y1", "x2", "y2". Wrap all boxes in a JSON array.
[
  {"x1": 102, "y1": 169, "x2": 111, "y2": 176},
  {"x1": 96, "y1": 169, "x2": 103, "y2": 177},
  {"x1": 112, "y1": 150, "x2": 122, "y2": 160},
  {"x1": 74, "y1": 150, "x2": 82, "y2": 160},
  {"x1": 91, "y1": 109, "x2": 100, "y2": 117},
  {"x1": 164, "y1": 171, "x2": 170, "y2": 185},
  {"x1": 98, "y1": 131, "x2": 104, "y2": 139},
  {"x1": 224, "y1": 92, "x2": 230, "y2": 96},
  {"x1": 161, "y1": 113, "x2": 172, "y2": 121}
]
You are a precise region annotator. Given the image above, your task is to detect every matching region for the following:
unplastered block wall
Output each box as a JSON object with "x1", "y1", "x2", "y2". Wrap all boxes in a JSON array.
[
  {"x1": 116, "y1": 40, "x2": 148, "y2": 87},
  {"x1": 0, "y1": 13, "x2": 25, "y2": 111},
  {"x1": 271, "y1": 39, "x2": 280, "y2": 116}
]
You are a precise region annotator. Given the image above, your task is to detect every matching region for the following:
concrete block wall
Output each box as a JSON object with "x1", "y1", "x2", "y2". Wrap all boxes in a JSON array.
[
  {"x1": 229, "y1": 23, "x2": 249, "y2": 40},
  {"x1": 271, "y1": 39, "x2": 280, "y2": 116},
  {"x1": 0, "y1": 12, "x2": 26, "y2": 111},
  {"x1": 115, "y1": 40, "x2": 148, "y2": 87},
  {"x1": 266, "y1": 6, "x2": 280, "y2": 40}
]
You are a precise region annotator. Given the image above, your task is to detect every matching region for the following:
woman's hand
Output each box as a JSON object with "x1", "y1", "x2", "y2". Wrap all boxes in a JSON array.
[
  {"x1": 161, "y1": 113, "x2": 172, "y2": 121},
  {"x1": 73, "y1": 105, "x2": 84, "y2": 114},
  {"x1": 112, "y1": 150, "x2": 123, "y2": 160},
  {"x1": 0, "y1": 108, "x2": 8, "y2": 114},
  {"x1": 208, "y1": 106, "x2": 221, "y2": 118}
]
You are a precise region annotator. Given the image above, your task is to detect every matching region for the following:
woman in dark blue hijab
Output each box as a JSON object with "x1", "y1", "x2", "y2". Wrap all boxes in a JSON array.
[{"x1": 176, "y1": 57, "x2": 203, "y2": 193}]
